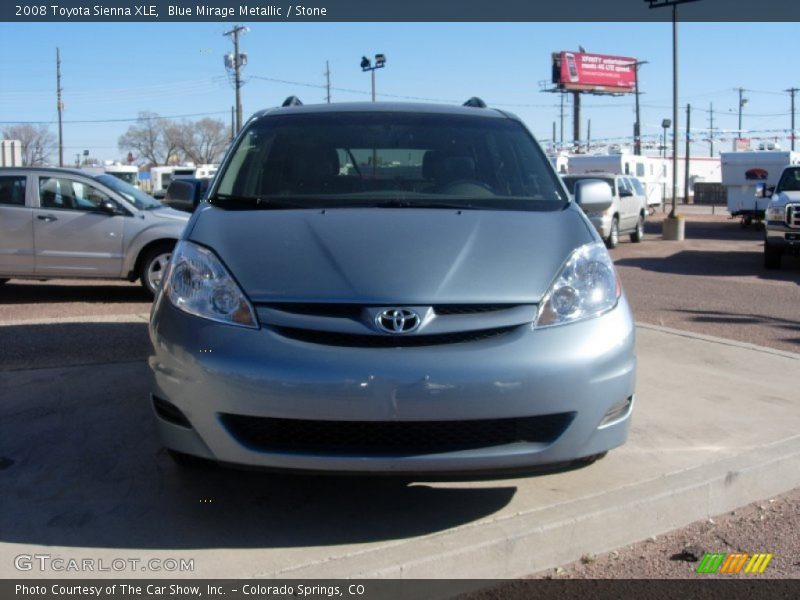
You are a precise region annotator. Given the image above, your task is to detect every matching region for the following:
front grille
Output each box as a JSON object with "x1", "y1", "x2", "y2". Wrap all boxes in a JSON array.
[
  {"x1": 260, "y1": 303, "x2": 520, "y2": 318},
  {"x1": 221, "y1": 413, "x2": 575, "y2": 456},
  {"x1": 272, "y1": 325, "x2": 517, "y2": 347},
  {"x1": 433, "y1": 304, "x2": 516, "y2": 315},
  {"x1": 788, "y1": 204, "x2": 800, "y2": 228}
]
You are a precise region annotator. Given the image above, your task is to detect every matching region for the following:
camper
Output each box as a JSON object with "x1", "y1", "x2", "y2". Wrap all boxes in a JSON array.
[
  {"x1": 720, "y1": 150, "x2": 800, "y2": 225},
  {"x1": 80, "y1": 162, "x2": 139, "y2": 187},
  {"x1": 568, "y1": 152, "x2": 721, "y2": 209},
  {"x1": 567, "y1": 152, "x2": 667, "y2": 209}
]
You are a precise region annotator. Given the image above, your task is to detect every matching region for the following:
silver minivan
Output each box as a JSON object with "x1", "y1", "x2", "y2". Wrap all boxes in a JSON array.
[
  {"x1": 149, "y1": 99, "x2": 637, "y2": 474},
  {"x1": 0, "y1": 168, "x2": 190, "y2": 295}
]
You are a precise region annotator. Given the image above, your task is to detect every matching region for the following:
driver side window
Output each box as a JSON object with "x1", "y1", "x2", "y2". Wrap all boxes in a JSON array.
[{"x1": 39, "y1": 177, "x2": 115, "y2": 211}]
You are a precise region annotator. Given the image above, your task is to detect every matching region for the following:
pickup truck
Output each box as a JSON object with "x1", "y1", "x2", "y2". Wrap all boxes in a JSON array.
[{"x1": 763, "y1": 165, "x2": 800, "y2": 269}]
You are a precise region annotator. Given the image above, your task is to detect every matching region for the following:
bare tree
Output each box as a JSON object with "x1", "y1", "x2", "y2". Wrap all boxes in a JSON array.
[
  {"x1": 1, "y1": 124, "x2": 55, "y2": 166},
  {"x1": 118, "y1": 112, "x2": 179, "y2": 166},
  {"x1": 178, "y1": 118, "x2": 229, "y2": 164}
]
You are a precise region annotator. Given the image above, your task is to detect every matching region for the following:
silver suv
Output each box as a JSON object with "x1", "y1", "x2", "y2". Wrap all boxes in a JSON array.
[
  {"x1": 561, "y1": 173, "x2": 647, "y2": 248},
  {"x1": 763, "y1": 165, "x2": 800, "y2": 269},
  {"x1": 0, "y1": 167, "x2": 190, "y2": 295}
]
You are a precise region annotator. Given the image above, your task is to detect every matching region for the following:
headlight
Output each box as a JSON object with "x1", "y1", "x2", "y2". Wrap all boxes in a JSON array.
[
  {"x1": 163, "y1": 240, "x2": 258, "y2": 328},
  {"x1": 766, "y1": 205, "x2": 785, "y2": 222},
  {"x1": 535, "y1": 241, "x2": 621, "y2": 328}
]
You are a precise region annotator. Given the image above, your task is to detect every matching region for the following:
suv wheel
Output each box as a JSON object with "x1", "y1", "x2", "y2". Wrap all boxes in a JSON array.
[
  {"x1": 140, "y1": 244, "x2": 174, "y2": 297},
  {"x1": 630, "y1": 214, "x2": 644, "y2": 243},
  {"x1": 764, "y1": 241, "x2": 782, "y2": 270},
  {"x1": 605, "y1": 216, "x2": 620, "y2": 249}
]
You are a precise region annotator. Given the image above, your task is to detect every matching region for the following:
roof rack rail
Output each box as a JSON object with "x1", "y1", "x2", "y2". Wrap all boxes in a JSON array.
[
  {"x1": 282, "y1": 96, "x2": 303, "y2": 107},
  {"x1": 463, "y1": 97, "x2": 487, "y2": 108}
]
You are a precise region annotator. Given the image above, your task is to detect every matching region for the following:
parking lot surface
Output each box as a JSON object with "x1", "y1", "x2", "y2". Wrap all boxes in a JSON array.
[{"x1": 1, "y1": 210, "x2": 799, "y2": 579}]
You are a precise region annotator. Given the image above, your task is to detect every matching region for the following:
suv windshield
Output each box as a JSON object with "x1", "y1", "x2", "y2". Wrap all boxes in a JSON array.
[
  {"x1": 212, "y1": 112, "x2": 568, "y2": 210},
  {"x1": 96, "y1": 174, "x2": 161, "y2": 210},
  {"x1": 776, "y1": 167, "x2": 800, "y2": 193}
]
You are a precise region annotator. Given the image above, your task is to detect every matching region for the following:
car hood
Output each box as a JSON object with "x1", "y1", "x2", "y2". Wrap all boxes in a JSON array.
[
  {"x1": 776, "y1": 191, "x2": 800, "y2": 204},
  {"x1": 188, "y1": 206, "x2": 595, "y2": 304},
  {"x1": 149, "y1": 206, "x2": 191, "y2": 221}
]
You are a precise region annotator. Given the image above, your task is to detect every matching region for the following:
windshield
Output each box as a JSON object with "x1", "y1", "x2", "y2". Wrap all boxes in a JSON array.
[
  {"x1": 212, "y1": 112, "x2": 568, "y2": 210},
  {"x1": 776, "y1": 167, "x2": 800, "y2": 193},
  {"x1": 561, "y1": 176, "x2": 615, "y2": 195},
  {"x1": 96, "y1": 174, "x2": 162, "y2": 210}
]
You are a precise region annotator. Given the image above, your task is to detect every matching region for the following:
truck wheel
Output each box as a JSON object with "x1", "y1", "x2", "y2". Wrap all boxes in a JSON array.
[
  {"x1": 764, "y1": 242, "x2": 782, "y2": 270},
  {"x1": 140, "y1": 243, "x2": 174, "y2": 297},
  {"x1": 630, "y1": 214, "x2": 645, "y2": 243},
  {"x1": 605, "y1": 216, "x2": 620, "y2": 249}
]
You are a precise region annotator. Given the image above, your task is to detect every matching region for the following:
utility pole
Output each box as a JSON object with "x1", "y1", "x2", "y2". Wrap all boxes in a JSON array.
[
  {"x1": 684, "y1": 103, "x2": 691, "y2": 204},
  {"x1": 787, "y1": 87, "x2": 798, "y2": 151},
  {"x1": 230, "y1": 106, "x2": 235, "y2": 142},
  {"x1": 559, "y1": 93, "x2": 565, "y2": 146},
  {"x1": 224, "y1": 25, "x2": 248, "y2": 134},
  {"x1": 708, "y1": 102, "x2": 714, "y2": 157},
  {"x1": 736, "y1": 87, "x2": 747, "y2": 141},
  {"x1": 587, "y1": 118, "x2": 591, "y2": 152},
  {"x1": 325, "y1": 61, "x2": 331, "y2": 104},
  {"x1": 572, "y1": 91, "x2": 581, "y2": 151},
  {"x1": 632, "y1": 60, "x2": 648, "y2": 155},
  {"x1": 552, "y1": 122, "x2": 556, "y2": 151},
  {"x1": 56, "y1": 47, "x2": 64, "y2": 167}
]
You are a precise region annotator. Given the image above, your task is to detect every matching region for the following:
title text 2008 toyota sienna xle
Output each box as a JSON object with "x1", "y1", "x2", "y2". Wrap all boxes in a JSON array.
[{"x1": 148, "y1": 97, "x2": 636, "y2": 473}]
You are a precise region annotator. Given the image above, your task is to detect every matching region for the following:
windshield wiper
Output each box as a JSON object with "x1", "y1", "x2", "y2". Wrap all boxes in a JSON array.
[
  {"x1": 373, "y1": 200, "x2": 475, "y2": 210},
  {"x1": 208, "y1": 194, "x2": 307, "y2": 209}
]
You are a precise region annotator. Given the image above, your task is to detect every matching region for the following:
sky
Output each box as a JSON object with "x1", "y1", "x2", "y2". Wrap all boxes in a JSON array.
[{"x1": 1, "y1": 21, "x2": 798, "y2": 164}]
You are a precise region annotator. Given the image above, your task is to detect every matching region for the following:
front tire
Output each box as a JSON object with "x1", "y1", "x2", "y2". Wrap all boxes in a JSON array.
[
  {"x1": 605, "y1": 216, "x2": 620, "y2": 249},
  {"x1": 764, "y1": 242, "x2": 782, "y2": 270},
  {"x1": 630, "y1": 214, "x2": 645, "y2": 243},
  {"x1": 140, "y1": 244, "x2": 174, "y2": 297}
]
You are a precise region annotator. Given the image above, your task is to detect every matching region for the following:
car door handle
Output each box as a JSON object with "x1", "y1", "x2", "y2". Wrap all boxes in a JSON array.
[{"x1": 37, "y1": 215, "x2": 58, "y2": 222}]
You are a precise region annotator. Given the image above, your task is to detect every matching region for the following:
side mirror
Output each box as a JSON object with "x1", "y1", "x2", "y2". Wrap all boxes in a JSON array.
[
  {"x1": 98, "y1": 199, "x2": 118, "y2": 214},
  {"x1": 754, "y1": 183, "x2": 765, "y2": 199},
  {"x1": 574, "y1": 179, "x2": 613, "y2": 213}
]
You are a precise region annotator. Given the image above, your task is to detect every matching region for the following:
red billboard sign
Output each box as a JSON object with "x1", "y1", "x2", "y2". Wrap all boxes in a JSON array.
[{"x1": 554, "y1": 51, "x2": 637, "y2": 94}]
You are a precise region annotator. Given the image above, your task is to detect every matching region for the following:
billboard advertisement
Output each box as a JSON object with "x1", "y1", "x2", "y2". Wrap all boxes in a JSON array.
[{"x1": 552, "y1": 51, "x2": 637, "y2": 94}]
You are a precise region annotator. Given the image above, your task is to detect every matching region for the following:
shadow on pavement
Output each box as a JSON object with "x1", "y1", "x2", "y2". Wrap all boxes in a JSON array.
[
  {"x1": 643, "y1": 216, "x2": 765, "y2": 242},
  {"x1": 0, "y1": 322, "x2": 151, "y2": 370},
  {"x1": 616, "y1": 250, "x2": 800, "y2": 282},
  {"x1": 0, "y1": 281, "x2": 151, "y2": 305},
  {"x1": 0, "y1": 321, "x2": 521, "y2": 550},
  {"x1": 672, "y1": 309, "x2": 800, "y2": 344}
]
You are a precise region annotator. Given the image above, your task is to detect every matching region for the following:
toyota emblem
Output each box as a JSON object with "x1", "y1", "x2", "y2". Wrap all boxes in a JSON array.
[{"x1": 375, "y1": 308, "x2": 421, "y2": 334}]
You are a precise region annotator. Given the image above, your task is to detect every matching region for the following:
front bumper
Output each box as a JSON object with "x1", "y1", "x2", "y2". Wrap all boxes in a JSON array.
[
  {"x1": 765, "y1": 224, "x2": 800, "y2": 252},
  {"x1": 149, "y1": 296, "x2": 636, "y2": 473},
  {"x1": 588, "y1": 213, "x2": 613, "y2": 239}
]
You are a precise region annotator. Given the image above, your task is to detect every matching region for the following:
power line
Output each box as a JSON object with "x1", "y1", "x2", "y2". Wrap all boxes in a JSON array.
[{"x1": 0, "y1": 110, "x2": 229, "y2": 125}]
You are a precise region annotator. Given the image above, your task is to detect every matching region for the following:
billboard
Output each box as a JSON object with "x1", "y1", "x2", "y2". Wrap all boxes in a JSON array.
[{"x1": 552, "y1": 51, "x2": 637, "y2": 94}]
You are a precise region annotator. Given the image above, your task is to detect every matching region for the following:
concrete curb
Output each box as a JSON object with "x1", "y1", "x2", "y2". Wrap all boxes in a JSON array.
[{"x1": 270, "y1": 435, "x2": 800, "y2": 578}]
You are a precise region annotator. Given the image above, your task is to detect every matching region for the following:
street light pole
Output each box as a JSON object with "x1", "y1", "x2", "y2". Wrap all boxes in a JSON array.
[
  {"x1": 361, "y1": 53, "x2": 386, "y2": 103},
  {"x1": 645, "y1": 0, "x2": 702, "y2": 221}
]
